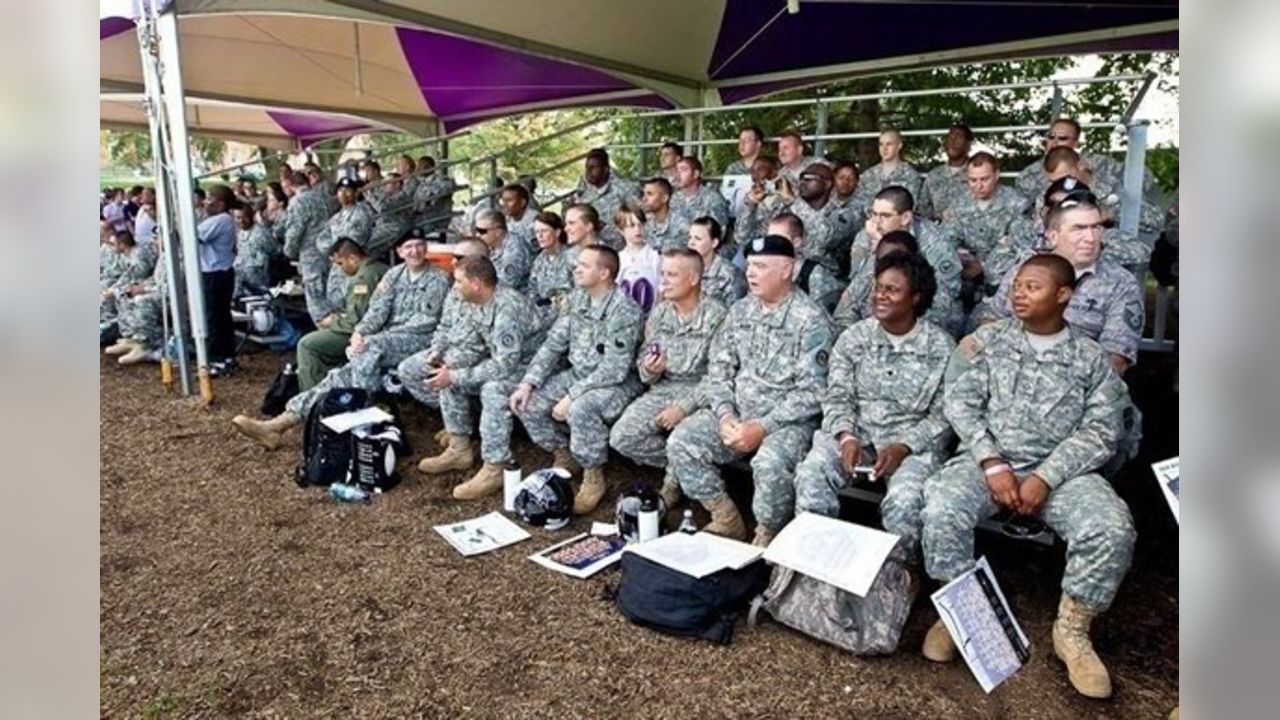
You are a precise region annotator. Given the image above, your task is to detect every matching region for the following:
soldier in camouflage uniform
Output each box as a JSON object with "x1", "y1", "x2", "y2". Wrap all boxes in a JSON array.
[
  {"x1": 412, "y1": 156, "x2": 457, "y2": 233},
  {"x1": 830, "y1": 160, "x2": 866, "y2": 244},
  {"x1": 100, "y1": 228, "x2": 158, "y2": 334},
  {"x1": 1040, "y1": 148, "x2": 1164, "y2": 260},
  {"x1": 282, "y1": 171, "x2": 338, "y2": 324},
  {"x1": 860, "y1": 130, "x2": 929, "y2": 216},
  {"x1": 667, "y1": 236, "x2": 835, "y2": 544},
  {"x1": 500, "y1": 184, "x2": 539, "y2": 253},
  {"x1": 570, "y1": 148, "x2": 640, "y2": 249},
  {"x1": 474, "y1": 209, "x2": 533, "y2": 292},
  {"x1": 793, "y1": 252, "x2": 953, "y2": 561},
  {"x1": 736, "y1": 163, "x2": 855, "y2": 274},
  {"x1": 231, "y1": 229, "x2": 450, "y2": 449},
  {"x1": 920, "y1": 124, "x2": 974, "y2": 221},
  {"x1": 1015, "y1": 118, "x2": 1124, "y2": 204},
  {"x1": 775, "y1": 129, "x2": 827, "y2": 188},
  {"x1": 833, "y1": 231, "x2": 921, "y2": 330},
  {"x1": 610, "y1": 249, "x2": 728, "y2": 505},
  {"x1": 920, "y1": 254, "x2": 1134, "y2": 700},
  {"x1": 469, "y1": 245, "x2": 644, "y2": 513},
  {"x1": 670, "y1": 156, "x2": 730, "y2": 230},
  {"x1": 365, "y1": 173, "x2": 414, "y2": 259},
  {"x1": 304, "y1": 162, "x2": 340, "y2": 216},
  {"x1": 99, "y1": 225, "x2": 124, "y2": 327},
  {"x1": 688, "y1": 216, "x2": 746, "y2": 307},
  {"x1": 293, "y1": 240, "x2": 389, "y2": 390},
  {"x1": 723, "y1": 125, "x2": 764, "y2": 176},
  {"x1": 232, "y1": 206, "x2": 276, "y2": 297},
  {"x1": 769, "y1": 213, "x2": 844, "y2": 312},
  {"x1": 848, "y1": 187, "x2": 963, "y2": 335},
  {"x1": 640, "y1": 177, "x2": 691, "y2": 252},
  {"x1": 525, "y1": 212, "x2": 577, "y2": 334},
  {"x1": 940, "y1": 153, "x2": 1029, "y2": 301},
  {"x1": 324, "y1": 177, "x2": 375, "y2": 315},
  {"x1": 110, "y1": 233, "x2": 170, "y2": 365},
  {"x1": 411, "y1": 256, "x2": 543, "y2": 481}
]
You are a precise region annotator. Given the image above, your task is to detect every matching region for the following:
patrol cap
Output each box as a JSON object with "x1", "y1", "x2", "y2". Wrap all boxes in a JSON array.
[
  {"x1": 743, "y1": 234, "x2": 796, "y2": 259},
  {"x1": 335, "y1": 176, "x2": 363, "y2": 191},
  {"x1": 395, "y1": 226, "x2": 429, "y2": 248}
]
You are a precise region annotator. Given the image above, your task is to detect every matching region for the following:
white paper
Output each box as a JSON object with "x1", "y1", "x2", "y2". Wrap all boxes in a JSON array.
[
  {"x1": 1151, "y1": 456, "x2": 1180, "y2": 523},
  {"x1": 590, "y1": 522, "x2": 618, "y2": 537},
  {"x1": 930, "y1": 557, "x2": 1030, "y2": 693},
  {"x1": 762, "y1": 512, "x2": 899, "y2": 597},
  {"x1": 319, "y1": 406, "x2": 394, "y2": 434},
  {"x1": 528, "y1": 533, "x2": 627, "y2": 579},
  {"x1": 433, "y1": 512, "x2": 531, "y2": 557},
  {"x1": 624, "y1": 531, "x2": 763, "y2": 579},
  {"x1": 718, "y1": 174, "x2": 753, "y2": 216}
]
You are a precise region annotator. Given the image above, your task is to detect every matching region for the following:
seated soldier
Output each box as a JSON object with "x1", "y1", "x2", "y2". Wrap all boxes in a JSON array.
[
  {"x1": 570, "y1": 148, "x2": 640, "y2": 249},
  {"x1": 409, "y1": 255, "x2": 542, "y2": 477},
  {"x1": 920, "y1": 254, "x2": 1134, "y2": 699},
  {"x1": 110, "y1": 232, "x2": 169, "y2": 366},
  {"x1": 921, "y1": 124, "x2": 974, "y2": 221},
  {"x1": 849, "y1": 186, "x2": 963, "y2": 335},
  {"x1": 792, "y1": 252, "x2": 953, "y2": 562},
  {"x1": 737, "y1": 163, "x2": 853, "y2": 275},
  {"x1": 833, "y1": 230, "x2": 918, "y2": 329},
  {"x1": 775, "y1": 128, "x2": 825, "y2": 188},
  {"x1": 563, "y1": 203, "x2": 610, "y2": 253},
  {"x1": 829, "y1": 160, "x2": 866, "y2": 256},
  {"x1": 724, "y1": 125, "x2": 764, "y2": 176},
  {"x1": 768, "y1": 213, "x2": 843, "y2": 312},
  {"x1": 412, "y1": 155, "x2": 457, "y2": 233},
  {"x1": 940, "y1": 152, "x2": 1028, "y2": 303},
  {"x1": 232, "y1": 204, "x2": 275, "y2": 298},
  {"x1": 1040, "y1": 149, "x2": 1159, "y2": 266},
  {"x1": 499, "y1": 183, "x2": 539, "y2": 252},
  {"x1": 365, "y1": 172, "x2": 414, "y2": 259},
  {"x1": 670, "y1": 156, "x2": 730, "y2": 229},
  {"x1": 526, "y1": 212, "x2": 576, "y2": 334},
  {"x1": 231, "y1": 229, "x2": 450, "y2": 449},
  {"x1": 687, "y1": 216, "x2": 746, "y2": 307},
  {"x1": 473, "y1": 209, "x2": 532, "y2": 292},
  {"x1": 1015, "y1": 117, "x2": 1122, "y2": 202},
  {"x1": 639, "y1": 177, "x2": 690, "y2": 252},
  {"x1": 609, "y1": 248, "x2": 728, "y2": 505},
  {"x1": 464, "y1": 246, "x2": 644, "y2": 511},
  {"x1": 860, "y1": 129, "x2": 929, "y2": 216},
  {"x1": 657, "y1": 141, "x2": 683, "y2": 182},
  {"x1": 667, "y1": 235, "x2": 835, "y2": 544},
  {"x1": 292, "y1": 238, "x2": 389, "y2": 390}
]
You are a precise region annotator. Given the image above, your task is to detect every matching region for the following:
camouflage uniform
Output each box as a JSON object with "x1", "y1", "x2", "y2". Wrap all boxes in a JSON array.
[
  {"x1": 724, "y1": 158, "x2": 756, "y2": 176},
  {"x1": 571, "y1": 175, "x2": 640, "y2": 249},
  {"x1": 491, "y1": 235, "x2": 533, "y2": 292},
  {"x1": 477, "y1": 287, "x2": 644, "y2": 468},
  {"x1": 922, "y1": 163, "x2": 969, "y2": 221},
  {"x1": 789, "y1": 198, "x2": 858, "y2": 273},
  {"x1": 921, "y1": 318, "x2": 1135, "y2": 612},
  {"x1": 286, "y1": 263, "x2": 450, "y2": 417},
  {"x1": 941, "y1": 186, "x2": 1029, "y2": 267},
  {"x1": 295, "y1": 258, "x2": 388, "y2": 390},
  {"x1": 667, "y1": 291, "x2": 834, "y2": 532},
  {"x1": 527, "y1": 245, "x2": 576, "y2": 333},
  {"x1": 778, "y1": 156, "x2": 827, "y2": 188},
  {"x1": 233, "y1": 223, "x2": 275, "y2": 297},
  {"x1": 860, "y1": 162, "x2": 928, "y2": 216},
  {"x1": 365, "y1": 185, "x2": 414, "y2": 259},
  {"x1": 609, "y1": 298, "x2": 728, "y2": 467},
  {"x1": 828, "y1": 192, "x2": 866, "y2": 241},
  {"x1": 100, "y1": 244, "x2": 124, "y2": 323},
  {"x1": 847, "y1": 219, "x2": 963, "y2": 335},
  {"x1": 701, "y1": 255, "x2": 747, "y2": 308},
  {"x1": 117, "y1": 253, "x2": 169, "y2": 350},
  {"x1": 507, "y1": 206, "x2": 539, "y2": 254},
  {"x1": 994, "y1": 215, "x2": 1150, "y2": 277},
  {"x1": 671, "y1": 184, "x2": 730, "y2": 229},
  {"x1": 793, "y1": 319, "x2": 954, "y2": 557},
  {"x1": 413, "y1": 172, "x2": 457, "y2": 232},
  {"x1": 794, "y1": 258, "x2": 844, "y2": 313},
  {"x1": 644, "y1": 211, "x2": 691, "y2": 252},
  {"x1": 1015, "y1": 151, "x2": 1122, "y2": 204},
  {"x1": 398, "y1": 287, "x2": 538, "y2": 434},
  {"x1": 282, "y1": 186, "x2": 337, "y2": 323}
]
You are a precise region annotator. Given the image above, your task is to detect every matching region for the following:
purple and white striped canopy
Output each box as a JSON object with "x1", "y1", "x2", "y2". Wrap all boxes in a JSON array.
[{"x1": 101, "y1": 1, "x2": 1177, "y2": 139}]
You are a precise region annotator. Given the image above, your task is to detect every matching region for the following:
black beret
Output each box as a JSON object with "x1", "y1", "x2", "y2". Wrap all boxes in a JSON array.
[
  {"x1": 743, "y1": 234, "x2": 796, "y2": 259},
  {"x1": 395, "y1": 226, "x2": 428, "y2": 247}
]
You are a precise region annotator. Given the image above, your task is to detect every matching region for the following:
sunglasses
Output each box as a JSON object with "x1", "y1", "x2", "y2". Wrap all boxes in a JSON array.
[
  {"x1": 473, "y1": 226, "x2": 493, "y2": 235},
  {"x1": 1055, "y1": 189, "x2": 1099, "y2": 209},
  {"x1": 1046, "y1": 133, "x2": 1074, "y2": 141}
]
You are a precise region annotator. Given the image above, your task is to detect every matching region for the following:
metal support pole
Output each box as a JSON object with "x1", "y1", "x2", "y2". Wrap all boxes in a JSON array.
[
  {"x1": 683, "y1": 114, "x2": 695, "y2": 146},
  {"x1": 1118, "y1": 121, "x2": 1149, "y2": 240},
  {"x1": 695, "y1": 113, "x2": 706, "y2": 163},
  {"x1": 150, "y1": 4, "x2": 214, "y2": 403},
  {"x1": 814, "y1": 102, "x2": 829, "y2": 157},
  {"x1": 137, "y1": 24, "x2": 192, "y2": 396},
  {"x1": 1049, "y1": 81, "x2": 1063, "y2": 120},
  {"x1": 637, "y1": 117, "x2": 651, "y2": 177}
]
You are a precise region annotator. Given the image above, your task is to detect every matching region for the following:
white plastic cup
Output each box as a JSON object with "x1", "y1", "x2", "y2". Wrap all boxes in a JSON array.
[
  {"x1": 638, "y1": 509, "x2": 659, "y2": 542},
  {"x1": 503, "y1": 464, "x2": 521, "y2": 513}
]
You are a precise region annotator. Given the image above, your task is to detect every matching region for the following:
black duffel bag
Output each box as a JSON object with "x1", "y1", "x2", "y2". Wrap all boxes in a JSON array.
[{"x1": 616, "y1": 551, "x2": 770, "y2": 645}]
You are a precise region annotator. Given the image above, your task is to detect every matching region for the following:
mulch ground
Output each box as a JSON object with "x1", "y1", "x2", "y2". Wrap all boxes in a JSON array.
[{"x1": 101, "y1": 348, "x2": 1179, "y2": 719}]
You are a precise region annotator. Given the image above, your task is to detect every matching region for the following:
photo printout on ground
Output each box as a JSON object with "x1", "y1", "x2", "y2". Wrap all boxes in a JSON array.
[
  {"x1": 762, "y1": 512, "x2": 900, "y2": 597},
  {"x1": 528, "y1": 533, "x2": 627, "y2": 579},
  {"x1": 433, "y1": 511, "x2": 530, "y2": 557},
  {"x1": 1152, "y1": 456, "x2": 1180, "y2": 523},
  {"x1": 931, "y1": 556, "x2": 1031, "y2": 693}
]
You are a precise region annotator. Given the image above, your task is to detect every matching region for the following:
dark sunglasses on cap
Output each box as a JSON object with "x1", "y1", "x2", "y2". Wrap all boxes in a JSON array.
[{"x1": 1055, "y1": 188, "x2": 1099, "y2": 209}]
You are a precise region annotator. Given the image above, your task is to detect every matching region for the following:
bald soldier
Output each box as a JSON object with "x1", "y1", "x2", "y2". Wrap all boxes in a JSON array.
[
  {"x1": 666, "y1": 235, "x2": 835, "y2": 545},
  {"x1": 920, "y1": 254, "x2": 1134, "y2": 700},
  {"x1": 609, "y1": 248, "x2": 728, "y2": 506},
  {"x1": 859, "y1": 129, "x2": 929, "y2": 216}
]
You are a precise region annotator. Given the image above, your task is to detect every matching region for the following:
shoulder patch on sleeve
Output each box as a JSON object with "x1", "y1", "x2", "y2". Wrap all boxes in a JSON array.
[
  {"x1": 352, "y1": 283, "x2": 369, "y2": 296},
  {"x1": 958, "y1": 334, "x2": 984, "y2": 360}
]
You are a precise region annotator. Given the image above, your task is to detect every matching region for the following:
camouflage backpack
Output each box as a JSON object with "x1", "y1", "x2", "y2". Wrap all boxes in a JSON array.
[{"x1": 748, "y1": 550, "x2": 914, "y2": 655}]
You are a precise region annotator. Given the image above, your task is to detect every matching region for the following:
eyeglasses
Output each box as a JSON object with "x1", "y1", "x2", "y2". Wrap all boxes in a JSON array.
[
  {"x1": 1046, "y1": 133, "x2": 1074, "y2": 142},
  {"x1": 473, "y1": 226, "x2": 493, "y2": 235}
]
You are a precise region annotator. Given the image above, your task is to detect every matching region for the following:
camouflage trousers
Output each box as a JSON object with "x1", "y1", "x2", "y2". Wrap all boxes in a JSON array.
[
  {"x1": 792, "y1": 430, "x2": 938, "y2": 559},
  {"x1": 666, "y1": 409, "x2": 815, "y2": 532},
  {"x1": 299, "y1": 245, "x2": 333, "y2": 324},
  {"x1": 478, "y1": 370, "x2": 640, "y2": 468},
  {"x1": 921, "y1": 456, "x2": 1136, "y2": 612},
  {"x1": 118, "y1": 291, "x2": 165, "y2": 349},
  {"x1": 608, "y1": 384, "x2": 696, "y2": 468},
  {"x1": 234, "y1": 263, "x2": 270, "y2": 299},
  {"x1": 325, "y1": 265, "x2": 350, "y2": 317},
  {"x1": 285, "y1": 331, "x2": 430, "y2": 418},
  {"x1": 396, "y1": 347, "x2": 491, "y2": 434}
]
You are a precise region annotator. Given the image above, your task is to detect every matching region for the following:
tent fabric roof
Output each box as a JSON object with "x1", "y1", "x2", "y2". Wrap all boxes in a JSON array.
[{"x1": 101, "y1": 0, "x2": 1177, "y2": 137}]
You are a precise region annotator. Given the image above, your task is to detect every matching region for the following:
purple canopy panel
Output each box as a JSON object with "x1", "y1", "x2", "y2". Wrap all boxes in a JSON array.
[
  {"x1": 396, "y1": 27, "x2": 646, "y2": 122},
  {"x1": 709, "y1": 0, "x2": 1178, "y2": 81},
  {"x1": 267, "y1": 111, "x2": 371, "y2": 141},
  {"x1": 100, "y1": 17, "x2": 135, "y2": 40},
  {"x1": 440, "y1": 93, "x2": 673, "y2": 133}
]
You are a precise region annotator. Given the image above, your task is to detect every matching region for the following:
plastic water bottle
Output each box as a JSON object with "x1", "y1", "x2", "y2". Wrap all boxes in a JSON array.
[
  {"x1": 678, "y1": 509, "x2": 697, "y2": 534},
  {"x1": 637, "y1": 493, "x2": 660, "y2": 542},
  {"x1": 329, "y1": 482, "x2": 371, "y2": 504},
  {"x1": 503, "y1": 462, "x2": 522, "y2": 512}
]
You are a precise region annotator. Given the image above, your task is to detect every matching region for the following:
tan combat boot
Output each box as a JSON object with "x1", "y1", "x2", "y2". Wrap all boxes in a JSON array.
[
  {"x1": 701, "y1": 495, "x2": 746, "y2": 540},
  {"x1": 923, "y1": 617, "x2": 957, "y2": 663},
  {"x1": 453, "y1": 462, "x2": 504, "y2": 500},
  {"x1": 1052, "y1": 593, "x2": 1113, "y2": 699},
  {"x1": 552, "y1": 447, "x2": 581, "y2": 475},
  {"x1": 230, "y1": 412, "x2": 301, "y2": 450},
  {"x1": 104, "y1": 338, "x2": 137, "y2": 356},
  {"x1": 117, "y1": 345, "x2": 156, "y2": 366},
  {"x1": 751, "y1": 524, "x2": 776, "y2": 547},
  {"x1": 433, "y1": 428, "x2": 450, "y2": 447},
  {"x1": 417, "y1": 434, "x2": 476, "y2": 475},
  {"x1": 659, "y1": 482, "x2": 682, "y2": 510},
  {"x1": 573, "y1": 466, "x2": 607, "y2": 515}
]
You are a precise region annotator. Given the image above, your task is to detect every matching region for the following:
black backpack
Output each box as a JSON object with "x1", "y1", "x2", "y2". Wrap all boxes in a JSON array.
[
  {"x1": 295, "y1": 387, "x2": 368, "y2": 488},
  {"x1": 616, "y1": 552, "x2": 770, "y2": 645},
  {"x1": 261, "y1": 361, "x2": 300, "y2": 417}
]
